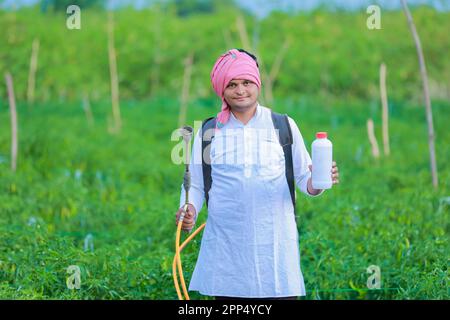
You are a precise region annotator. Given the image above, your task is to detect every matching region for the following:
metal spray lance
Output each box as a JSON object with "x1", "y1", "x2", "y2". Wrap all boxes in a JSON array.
[
  {"x1": 180, "y1": 126, "x2": 193, "y2": 220},
  {"x1": 173, "y1": 125, "x2": 206, "y2": 300},
  {"x1": 173, "y1": 125, "x2": 194, "y2": 300}
]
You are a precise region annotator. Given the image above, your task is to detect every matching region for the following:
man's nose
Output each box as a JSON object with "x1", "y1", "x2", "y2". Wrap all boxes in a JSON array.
[{"x1": 235, "y1": 84, "x2": 245, "y2": 95}]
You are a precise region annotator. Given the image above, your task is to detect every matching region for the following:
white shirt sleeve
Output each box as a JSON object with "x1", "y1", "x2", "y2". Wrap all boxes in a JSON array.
[
  {"x1": 288, "y1": 117, "x2": 324, "y2": 197},
  {"x1": 179, "y1": 128, "x2": 205, "y2": 221}
]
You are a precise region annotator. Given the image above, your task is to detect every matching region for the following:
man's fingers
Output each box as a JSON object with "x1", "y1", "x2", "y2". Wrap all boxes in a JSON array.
[
  {"x1": 332, "y1": 161, "x2": 340, "y2": 184},
  {"x1": 175, "y1": 205, "x2": 196, "y2": 229},
  {"x1": 182, "y1": 220, "x2": 195, "y2": 232},
  {"x1": 175, "y1": 208, "x2": 186, "y2": 226},
  {"x1": 183, "y1": 221, "x2": 194, "y2": 228},
  {"x1": 176, "y1": 218, "x2": 194, "y2": 227}
]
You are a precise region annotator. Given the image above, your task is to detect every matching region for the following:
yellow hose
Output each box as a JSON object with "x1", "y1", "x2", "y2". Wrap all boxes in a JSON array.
[{"x1": 173, "y1": 205, "x2": 206, "y2": 300}]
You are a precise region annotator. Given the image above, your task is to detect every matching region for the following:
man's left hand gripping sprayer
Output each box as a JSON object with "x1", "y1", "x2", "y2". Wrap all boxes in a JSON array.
[{"x1": 173, "y1": 126, "x2": 206, "y2": 300}]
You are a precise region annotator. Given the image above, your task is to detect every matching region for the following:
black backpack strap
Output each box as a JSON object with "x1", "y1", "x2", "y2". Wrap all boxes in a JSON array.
[
  {"x1": 201, "y1": 117, "x2": 216, "y2": 208},
  {"x1": 271, "y1": 111, "x2": 296, "y2": 214}
]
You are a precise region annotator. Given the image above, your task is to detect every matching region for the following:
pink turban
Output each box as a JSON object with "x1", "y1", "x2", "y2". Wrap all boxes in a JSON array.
[{"x1": 210, "y1": 49, "x2": 261, "y2": 129}]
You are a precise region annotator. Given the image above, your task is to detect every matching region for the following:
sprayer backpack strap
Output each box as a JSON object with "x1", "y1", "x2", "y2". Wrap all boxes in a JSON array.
[
  {"x1": 201, "y1": 112, "x2": 296, "y2": 213},
  {"x1": 270, "y1": 111, "x2": 296, "y2": 214},
  {"x1": 201, "y1": 117, "x2": 217, "y2": 209}
]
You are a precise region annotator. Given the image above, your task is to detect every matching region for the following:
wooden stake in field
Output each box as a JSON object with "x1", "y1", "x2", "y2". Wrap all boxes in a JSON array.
[
  {"x1": 401, "y1": 0, "x2": 438, "y2": 189},
  {"x1": 222, "y1": 29, "x2": 233, "y2": 50},
  {"x1": 380, "y1": 63, "x2": 390, "y2": 156},
  {"x1": 367, "y1": 118, "x2": 380, "y2": 158},
  {"x1": 82, "y1": 92, "x2": 95, "y2": 127},
  {"x1": 150, "y1": 52, "x2": 161, "y2": 98},
  {"x1": 107, "y1": 11, "x2": 121, "y2": 134},
  {"x1": 150, "y1": 6, "x2": 162, "y2": 99},
  {"x1": 236, "y1": 15, "x2": 269, "y2": 105},
  {"x1": 178, "y1": 53, "x2": 194, "y2": 128},
  {"x1": 5, "y1": 72, "x2": 18, "y2": 172},
  {"x1": 235, "y1": 16, "x2": 290, "y2": 107},
  {"x1": 236, "y1": 15, "x2": 252, "y2": 50},
  {"x1": 265, "y1": 38, "x2": 291, "y2": 106},
  {"x1": 27, "y1": 38, "x2": 39, "y2": 105}
]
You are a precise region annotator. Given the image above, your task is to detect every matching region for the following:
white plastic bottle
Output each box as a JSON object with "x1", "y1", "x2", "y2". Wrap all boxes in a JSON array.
[{"x1": 311, "y1": 132, "x2": 333, "y2": 189}]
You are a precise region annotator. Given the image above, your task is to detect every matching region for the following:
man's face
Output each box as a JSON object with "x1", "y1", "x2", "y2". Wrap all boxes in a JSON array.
[{"x1": 223, "y1": 79, "x2": 259, "y2": 112}]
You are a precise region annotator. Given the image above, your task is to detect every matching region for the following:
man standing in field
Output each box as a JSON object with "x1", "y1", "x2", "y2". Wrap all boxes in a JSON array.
[{"x1": 176, "y1": 48, "x2": 339, "y2": 300}]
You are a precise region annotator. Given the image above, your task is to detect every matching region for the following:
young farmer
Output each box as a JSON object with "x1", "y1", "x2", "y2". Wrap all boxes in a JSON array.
[{"x1": 176, "y1": 49, "x2": 339, "y2": 299}]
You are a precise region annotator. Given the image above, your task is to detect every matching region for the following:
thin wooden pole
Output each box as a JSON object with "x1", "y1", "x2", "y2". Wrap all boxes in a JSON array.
[
  {"x1": 178, "y1": 53, "x2": 194, "y2": 128},
  {"x1": 150, "y1": 6, "x2": 162, "y2": 98},
  {"x1": 235, "y1": 16, "x2": 290, "y2": 107},
  {"x1": 150, "y1": 53, "x2": 161, "y2": 99},
  {"x1": 269, "y1": 38, "x2": 291, "y2": 81},
  {"x1": 266, "y1": 38, "x2": 291, "y2": 107},
  {"x1": 235, "y1": 16, "x2": 270, "y2": 106},
  {"x1": 367, "y1": 118, "x2": 380, "y2": 158},
  {"x1": 236, "y1": 15, "x2": 252, "y2": 50},
  {"x1": 27, "y1": 38, "x2": 39, "y2": 105},
  {"x1": 380, "y1": 63, "x2": 390, "y2": 156},
  {"x1": 107, "y1": 11, "x2": 121, "y2": 134},
  {"x1": 82, "y1": 92, "x2": 94, "y2": 127},
  {"x1": 5, "y1": 72, "x2": 18, "y2": 172},
  {"x1": 222, "y1": 29, "x2": 233, "y2": 50},
  {"x1": 401, "y1": 0, "x2": 438, "y2": 188}
]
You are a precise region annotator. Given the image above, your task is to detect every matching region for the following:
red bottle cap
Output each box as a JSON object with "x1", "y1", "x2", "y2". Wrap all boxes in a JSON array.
[{"x1": 316, "y1": 132, "x2": 327, "y2": 139}]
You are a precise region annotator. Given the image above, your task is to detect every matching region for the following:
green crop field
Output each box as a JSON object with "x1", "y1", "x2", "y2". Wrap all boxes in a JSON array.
[
  {"x1": 0, "y1": 97, "x2": 448, "y2": 299},
  {"x1": 0, "y1": 2, "x2": 448, "y2": 300}
]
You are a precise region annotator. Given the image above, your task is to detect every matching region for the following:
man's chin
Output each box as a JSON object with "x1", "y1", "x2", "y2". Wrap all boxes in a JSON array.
[{"x1": 230, "y1": 100, "x2": 257, "y2": 110}]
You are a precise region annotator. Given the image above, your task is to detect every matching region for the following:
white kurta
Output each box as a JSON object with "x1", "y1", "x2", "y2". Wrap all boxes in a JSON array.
[{"x1": 179, "y1": 104, "x2": 323, "y2": 298}]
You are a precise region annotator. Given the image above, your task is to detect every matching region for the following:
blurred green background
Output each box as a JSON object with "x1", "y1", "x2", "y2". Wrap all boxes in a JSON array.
[{"x1": 0, "y1": 0, "x2": 448, "y2": 299}]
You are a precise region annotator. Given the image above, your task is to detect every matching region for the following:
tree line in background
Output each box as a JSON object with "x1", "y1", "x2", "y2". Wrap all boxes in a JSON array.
[
  {"x1": 0, "y1": 5, "x2": 449, "y2": 104},
  {"x1": 40, "y1": 0, "x2": 237, "y2": 16}
]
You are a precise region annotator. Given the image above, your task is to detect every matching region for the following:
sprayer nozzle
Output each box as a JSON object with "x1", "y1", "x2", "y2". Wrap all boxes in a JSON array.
[{"x1": 180, "y1": 126, "x2": 193, "y2": 143}]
